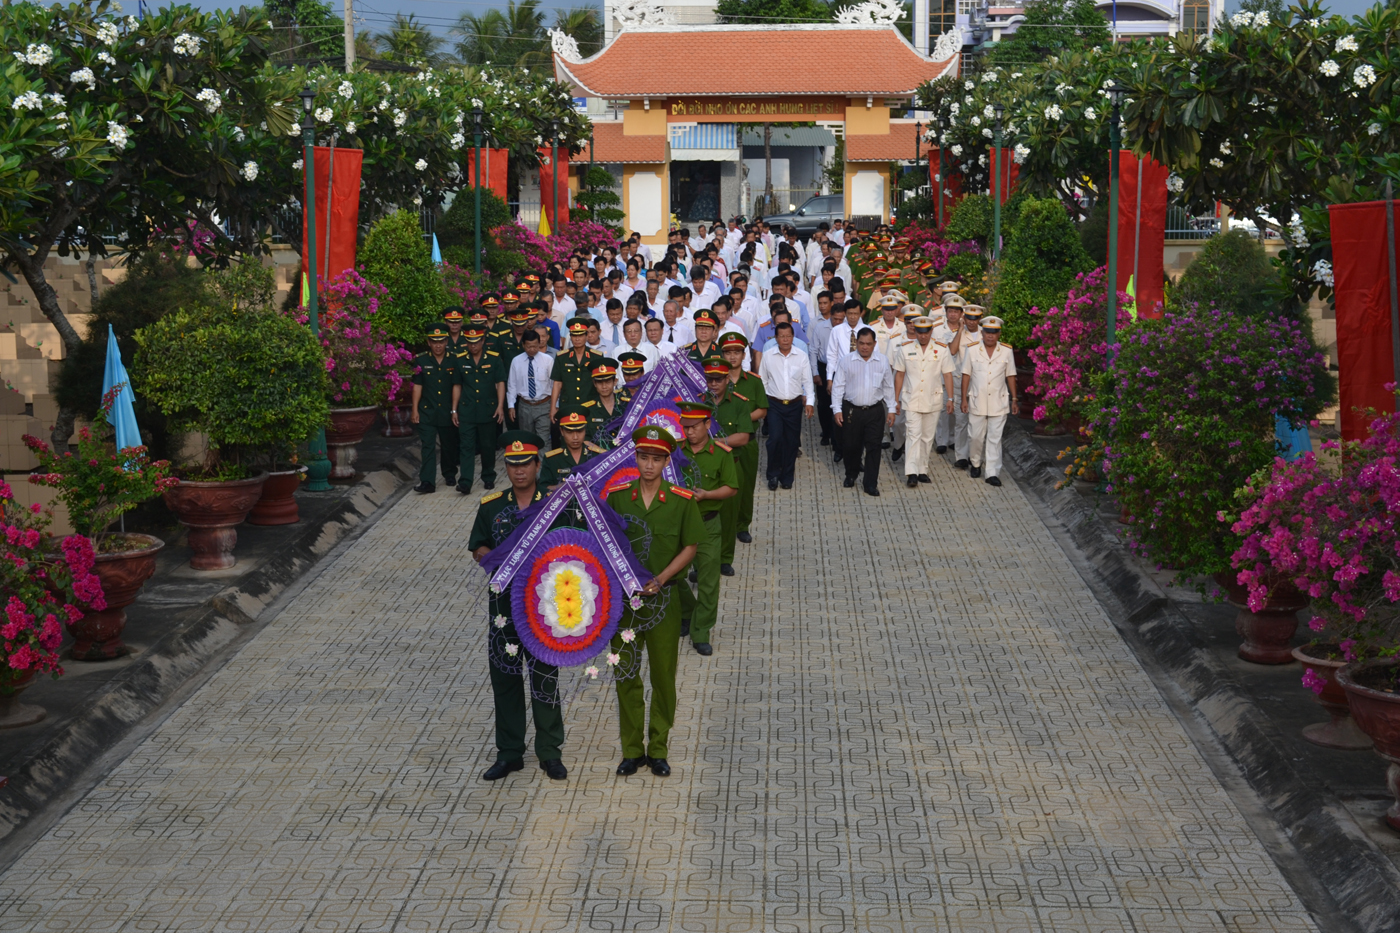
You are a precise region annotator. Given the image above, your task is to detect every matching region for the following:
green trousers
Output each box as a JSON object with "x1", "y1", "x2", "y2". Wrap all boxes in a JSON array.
[
  {"x1": 457, "y1": 418, "x2": 498, "y2": 486},
  {"x1": 489, "y1": 660, "x2": 564, "y2": 762},
  {"x1": 723, "y1": 443, "x2": 759, "y2": 563},
  {"x1": 613, "y1": 596, "x2": 681, "y2": 759},
  {"x1": 688, "y1": 514, "x2": 724, "y2": 645},
  {"x1": 417, "y1": 422, "x2": 456, "y2": 485}
]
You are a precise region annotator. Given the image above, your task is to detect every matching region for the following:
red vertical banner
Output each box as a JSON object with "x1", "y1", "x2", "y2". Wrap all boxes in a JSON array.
[
  {"x1": 927, "y1": 149, "x2": 963, "y2": 224},
  {"x1": 301, "y1": 146, "x2": 363, "y2": 284},
  {"x1": 989, "y1": 148, "x2": 1019, "y2": 205},
  {"x1": 1113, "y1": 151, "x2": 1170, "y2": 319},
  {"x1": 1329, "y1": 200, "x2": 1400, "y2": 440},
  {"x1": 538, "y1": 147, "x2": 570, "y2": 228},
  {"x1": 467, "y1": 147, "x2": 509, "y2": 202}
]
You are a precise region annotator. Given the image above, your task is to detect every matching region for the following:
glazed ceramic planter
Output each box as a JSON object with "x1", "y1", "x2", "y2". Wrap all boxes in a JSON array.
[
  {"x1": 71, "y1": 534, "x2": 165, "y2": 660},
  {"x1": 326, "y1": 406, "x2": 380, "y2": 480},
  {"x1": 0, "y1": 671, "x2": 44, "y2": 729},
  {"x1": 1337, "y1": 658, "x2": 1400, "y2": 832},
  {"x1": 1292, "y1": 644, "x2": 1372, "y2": 750},
  {"x1": 248, "y1": 466, "x2": 306, "y2": 526},
  {"x1": 1214, "y1": 570, "x2": 1305, "y2": 665},
  {"x1": 162, "y1": 472, "x2": 267, "y2": 571},
  {"x1": 381, "y1": 403, "x2": 413, "y2": 437}
]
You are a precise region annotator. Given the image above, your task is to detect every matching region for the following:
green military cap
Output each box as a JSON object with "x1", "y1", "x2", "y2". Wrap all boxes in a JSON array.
[
  {"x1": 566, "y1": 316, "x2": 593, "y2": 335},
  {"x1": 617, "y1": 351, "x2": 647, "y2": 372},
  {"x1": 557, "y1": 407, "x2": 590, "y2": 430},
  {"x1": 677, "y1": 399, "x2": 716, "y2": 421},
  {"x1": 497, "y1": 430, "x2": 544, "y2": 463},
  {"x1": 632, "y1": 424, "x2": 677, "y2": 454},
  {"x1": 718, "y1": 332, "x2": 748, "y2": 351},
  {"x1": 425, "y1": 324, "x2": 450, "y2": 340},
  {"x1": 442, "y1": 307, "x2": 465, "y2": 323}
]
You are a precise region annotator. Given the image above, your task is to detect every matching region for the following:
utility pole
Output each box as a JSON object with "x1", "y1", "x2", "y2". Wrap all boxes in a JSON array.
[{"x1": 343, "y1": 0, "x2": 355, "y2": 70}]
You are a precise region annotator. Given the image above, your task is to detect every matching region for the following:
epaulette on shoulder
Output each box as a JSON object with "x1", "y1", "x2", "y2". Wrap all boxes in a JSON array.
[
  {"x1": 1001, "y1": 341, "x2": 1014, "y2": 350},
  {"x1": 668, "y1": 485, "x2": 694, "y2": 499},
  {"x1": 581, "y1": 399, "x2": 596, "y2": 407},
  {"x1": 546, "y1": 448, "x2": 563, "y2": 457},
  {"x1": 714, "y1": 440, "x2": 732, "y2": 452},
  {"x1": 585, "y1": 442, "x2": 605, "y2": 452},
  {"x1": 480, "y1": 490, "x2": 504, "y2": 504},
  {"x1": 732, "y1": 391, "x2": 749, "y2": 402},
  {"x1": 486, "y1": 350, "x2": 500, "y2": 356},
  {"x1": 603, "y1": 480, "x2": 635, "y2": 496}
]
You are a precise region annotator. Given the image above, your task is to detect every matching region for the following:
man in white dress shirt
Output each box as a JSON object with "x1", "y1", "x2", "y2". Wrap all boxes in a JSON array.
[
  {"x1": 506, "y1": 329, "x2": 554, "y2": 442},
  {"x1": 659, "y1": 299, "x2": 694, "y2": 348},
  {"x1": 688, "y1": 265, "x2": 719, "y2": 311},
  {"x1": 645, "y1": 317, "x2": 678, "y2": 359},
  {"x1": 831, "y1": 328, "x2": 896, "y2": 497},
  {"x1": 617, "y1": 318, "x2": 660, "y2": 372},
  {"x1": 757, "y1": 321, "x2": 814, "y2": 490},
  {"x1": 960, "y1": 314, "x2": 1018, "y2": 487}
]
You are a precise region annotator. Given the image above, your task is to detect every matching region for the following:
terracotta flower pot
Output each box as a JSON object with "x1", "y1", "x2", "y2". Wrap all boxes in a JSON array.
[
  {"x1": 248, "y1": 466, "x2": 306, "y2": 526},
  {"x1": 1337, "y1": 658, "x2": 1400, "y2": 832},
  {"x1": 382, "y1": 403, "x2": 413, "y2": 437},
  {"x1": 70, "y1": 534, "x2": 165, "y2": 661},
  {"x1": 326, "y1": 405, "x2": 380, "y2": 480},
  {"x1": 1214, "y1": 570, "x2": 1305, "y2": 665},
  {"x1": 0, "y1": 671, "x2": 45, "y2": 730},
  {"x1": 1292, "y1": 644, "x2": 1372, "y2": 750},
  {"x1": 162, "y1": 472, "x2": 267, "y2": 571}
]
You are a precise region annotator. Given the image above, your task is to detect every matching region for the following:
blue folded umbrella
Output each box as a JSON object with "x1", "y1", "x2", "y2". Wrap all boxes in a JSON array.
[
  {"x1": 431, "y1": 232, "x2": 443, "y2": 266},
  {"x1": 1275, "y1": 414, "x2": 1312, "y2": 461},
  {"x1": 101, "y1": 324, "x2": 142, "y2": 451}
]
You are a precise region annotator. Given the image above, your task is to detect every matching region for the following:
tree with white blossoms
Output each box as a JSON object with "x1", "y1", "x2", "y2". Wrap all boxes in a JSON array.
[{"x1": 1, "y1": 1, "x2": 299, "y2": 447}]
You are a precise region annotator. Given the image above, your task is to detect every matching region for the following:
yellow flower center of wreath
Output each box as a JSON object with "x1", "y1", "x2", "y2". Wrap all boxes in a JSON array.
[{"x1": 554, "y1": 570, "x2": 583, "y2": 629}]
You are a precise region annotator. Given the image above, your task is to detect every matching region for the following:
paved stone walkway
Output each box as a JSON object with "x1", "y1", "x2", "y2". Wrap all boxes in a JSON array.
[{"x1": 0, "y1": 424, "x2": 1316, "y2": 932}]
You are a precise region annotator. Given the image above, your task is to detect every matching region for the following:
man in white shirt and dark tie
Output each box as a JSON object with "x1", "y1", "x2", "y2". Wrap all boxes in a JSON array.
[
  {"x1": 506, "y1": 329, "x2": 554, "y2": 442},
  {"x1": 659, "y1": 299, "x2": 694, "y2": 348},
  {"x1": 757, "y1": 321, "x2": 814, "y2": 491},
  {"x1": 645, "y1": 318, "x2": 678, "y2": 359},
  {"x1": 831, "y1": 327, "x2": 896, "y2": 497}
]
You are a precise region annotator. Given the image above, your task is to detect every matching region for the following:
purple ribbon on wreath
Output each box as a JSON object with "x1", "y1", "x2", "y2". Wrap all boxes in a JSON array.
[{"x1": 617, "y1": 354, "x2": 706, "y2": 438}]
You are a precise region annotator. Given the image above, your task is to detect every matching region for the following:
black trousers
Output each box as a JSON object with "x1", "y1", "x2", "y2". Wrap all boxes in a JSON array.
[
  {"x1": 815, "y1": 362, "x2": 834, "y2": 443},
  {"x1": 842, "y1": 402, "x2": 886, "y2": 487},
  {"x1": 766, "y1": 398, "x2": 804, "y2": 485}
]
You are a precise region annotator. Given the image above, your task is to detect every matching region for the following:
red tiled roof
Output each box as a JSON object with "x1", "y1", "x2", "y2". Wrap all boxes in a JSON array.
[
  {"x1": 579, "y1": 122, "x2": 666, "y2": 163},
  {"x1": 846, "y1": 122, "x2": 935, "y2": 162},
  {"x1": 556, "y1": 25, "x2": 956, "y2": 98}
]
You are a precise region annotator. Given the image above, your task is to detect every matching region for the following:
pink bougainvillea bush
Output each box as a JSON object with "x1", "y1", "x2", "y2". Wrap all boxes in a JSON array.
[
  {"x1": 888, "y1": 221, "x2": 980, "y2": 273},
  {"x1": 295, "y1": 269, "x2": 415, "y2": 408},
  {"x1": 1231, "y1": 397, "x2": 1400, "y2": 675},
  {"x1": 1027, "y1": 267, "x2": 1132, "y2": 429}
]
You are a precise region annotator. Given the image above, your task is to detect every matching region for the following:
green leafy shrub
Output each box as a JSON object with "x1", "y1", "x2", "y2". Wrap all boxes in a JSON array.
[
  {"x1": 573, "y1": 166, "x2": 626, "y2": 235},
  {"x1": 1078, "y1": 200, "x2": 1110, "y2": 267},
  {"x1": 437, "y1": 186, "x2": 513, "y2": 268},
  {"x1": 1171, "y1": 229, "x2": 1278, "y2": 318},
  {"x1": 360, "y1": 209, "x2": 448, "y2": 343},
  {"x1": 943, "y1": 194, "x2": 992, "y2": 247},
  {"x1": 993, "y1": 196, "x2": 1094, "y2": 348},
  {"x1": 941, "y1": 251, "x2": 987, "y2": 285},
  {"x1": 132, "y1": 307, "x2": 330, "y2": 477}
]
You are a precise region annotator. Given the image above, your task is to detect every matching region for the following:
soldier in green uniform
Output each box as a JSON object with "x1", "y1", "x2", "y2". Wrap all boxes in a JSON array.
[
  {"x1": 495, "y1": 308, "x2": 532, "y2": 370},
  {"x1": 443, "y1": 307, "x2": 467, "y2": 353},
  {"x1": 586, "y1": 358, "x2": 628, "y2": 447},
  {"x1": 697, "y1": 352, "x2": 754, "y2": 577},
  {"x1": 676, "y1": 393, "x2": 738, "y2": 656},
  {"x1": 468, "y1": 431, "x2": 568, "y2": 782},
  {"x1": 550, "y1": 318, "x2": 605, "y2": 445},
  {"x1": 617, "y1": 352, "x2": 647, "y2": 405},
  {"x1": 540, "y1": 408, "x2": 605, "y2": 490},
  {"x1": 479, "y1": 293, "x2": 502, "y2": 340},
  {"x1": 452, "y1": 320, "x2": 506, "y2": 493},
  {"x1": 683, "y1": 308, "x2": 722, "y2": 364},
  {"x1": 488, "y1": 291, "x2": 515, "y2": 345},
  {"x1": 410, "y1": 323, "x2": 458, "y2": 493},
  {"x1": 606, "y1": 425, "x2": 704, "y2": 778},
  {"x1": 717, "y1": 332, "x2": 767, "y2": 553}
]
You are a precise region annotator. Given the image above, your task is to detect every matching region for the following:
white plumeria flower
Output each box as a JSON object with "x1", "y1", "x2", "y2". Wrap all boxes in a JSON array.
[
  {"x1": 314, "y1": 106, "x2": 332, "y2": 123},
  {"x1": 240, "y1": 160, "x2": 258, "y2": 181},
  {"x1": 1218, "y1": 140, "x2": 1232, "y2": 155},
  {"x1": 963, "y1": 80, "x2": 974, "y2": 90},
  {"x1": 1229, "y1": 11, "x2": 1251, "y2": 26},
  {"x1": 106, "y1": 121, "x2": 129, "y2": 148},
  {"x1": 231, "y1": 125, "x2": 245, "y2": 141},
  {"x1": 287, "y1": 125, "x2": 300, "y2": 137},
  {"x1": 1012, "y1": 143, "x2": 1030, "y2": 164},
  {"x1": 982, "y1": 104, "x2": 994, "y2": 119},
  {"x1": 126, "y1": 15, "x2": 138, "y2": 28},
  {"x1": 172, "y1": 33, "x2": 201, "y2": 56},
  {"x1": 970, "y1": 115, "x2": 981, "y2": 127},
  {"x1": 470, "y1": 98, "x2": 483, "y2": 109},
  {"x1": 393, "y1": 109, "x2": 406, "y2": 126},
  {"x1": 414, "y1": 158, "x2": 427, "y2": 171},
  {"x1": 292, "y1": 158, "x2": 303, "y2": 170},
  {"x1": 1335, "y1": 35, "x2": 1358, "y2": 53},
  {"x1": 1054, "y1": 82, "x2": 1070, "y2": 96},
  {"x1": 412, "y1": 194, "x2": 422, "y2": 206},
  {"x1": 1288, "y1": 218, "x2": 1308, "y2": 248},
  {"x1": 1312, "y1": 259, "x2": 1333, "y2": 287},
  {"x1": 1010, "y1": 72, "x2": 1022, "y2": 79},
  {"x1": 337, "y1": 81, "x2": 354, "y2": 98},
  {"x1": 42, "y1": 92, "x2": 65, "y2": 108},
  {"x1": 1209, "y1": 157, "x2": 1225, "y2": 168},
  {"x1": 345, "y1": 121, "x2": 356, "y2": 134},
  {"x1": 450, "y1": 133, "x2": 464, "y2": 148},
  {"x1": 620, "y1": 629, "x2": 636, "y2": 643},
  {"x1": 97, "y1": 22, "x2": 120, "y2": 46},
  {"x1": 981, "y1": 71, "x2": 998, "y2": 83},
  {"x1": 378, "y1": 99, "x2": 390, "y2": 111},
  {"x1": 1084, "y1": 107, "x2": 1096, "y2": 121},
  {"x1": 950, "y1": 143, "x2": 963, "y2": 156},
  {"x1": 585, "y1": 665, "x2": 599, "y2": 679},
  {"x1": 1368, "y1": 122, "x2": 1382, "y2": 136},
  {"x1": 1044, "y1": 103, "x2": 1063, "y2": 120},
  {"x1": 606, "y1": 652, "x2": 621, "y2": 666},
  {"x1": 981, "y1": 127, "x2": 993, "y2": 139},
  {"x1": 504, "y1": 643, "x2": 519, "y2": 657},
  {"x1": 70, "y1": 67, "x2": 96, "y2": 90},
  {"x1": 96, "y1": 51, "x2": 116, "y2": 66},
  {"x1": 949, "y1": 102, "x2": 959, "y2": 115},
  {"x1": 1166, "y1": 172, "x2": 1184, "y2": 193},
  {"x1": 1319, "y1": 59, "x2": 1340, "y2": 77},
  {"x1": 12, "y1": 91, "x2": 43, "y2": 111},
  {"x1": 1253, "y1": 11, "x2": 1269, "y2": 26},
  {"x1": 196, "y1": 88, "x2": 221, "y2": 113},
  {"x1": 1353, "y1": 64, "x2": 1377, "y2": 87},
  {"x1": 54, "y1": 111, "x2": 69, "y2": 128},
  {"x1": 21, "y1": 43, "x2": 54, "y2": 66},
  {"x1": 1307, "y1": 18, "x2": 1320, "y2": 28}
]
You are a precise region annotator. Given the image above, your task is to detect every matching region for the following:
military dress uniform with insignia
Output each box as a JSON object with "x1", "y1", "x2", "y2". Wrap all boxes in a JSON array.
[
  {"x1": 551, "y1": 319, "x2": 605, "y2": 411},
  {"x1": 677, "y1": 397, "x2": 739, "y2": 654},
  {"x1": 585, "y1": 358, "x2": 628, "y2": 448},
  {"x1": 453, "y1": 323, "x2": 506, "y2": 493},
  {"x1": 616, "y1": 353, "x2": 647, "y2": 408},
  {"x1": 683, "y1": 308, "x2": 722, "y2": 364},
  {"x1": 726, "y1": 358, "x2": 767, "y2": 548},
  {"x1": 961, "y1": 314, "x2": 1017, "y2": 487},
  {"x1": 468, "y1": 432, "x2": 567, "y2": 781},
  {"x1": 443, "y1": 307, "x2": 467, "y2": 353},
  {"x1": 892, "y1": 315, "x2": 957, "y2": 485},
  {"x1": 607, "y1": 426, "x2": 706, "y2": 775},
  {"x1": 704, "y1": 348, "x2": 758, "y2": 569},
  {"x1": 539, "y1": 409, "x2": 605, "y2": 489},
  {"x1": 411, "y1": 324, "x2": 459, "y2": 492}
]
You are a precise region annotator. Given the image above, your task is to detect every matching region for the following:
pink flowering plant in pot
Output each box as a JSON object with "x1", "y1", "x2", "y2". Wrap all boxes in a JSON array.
[
  {"x1": 1027, "y1": 267, "x2": 1132, "y2": 431},
  {"x1": 299, "y1": 270, "x2": 416, "y2": 413}
]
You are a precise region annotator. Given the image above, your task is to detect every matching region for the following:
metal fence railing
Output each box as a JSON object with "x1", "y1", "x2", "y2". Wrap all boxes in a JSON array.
[{"x1": 1165, "y1": 205, "x2": 1220, "y2": 240}]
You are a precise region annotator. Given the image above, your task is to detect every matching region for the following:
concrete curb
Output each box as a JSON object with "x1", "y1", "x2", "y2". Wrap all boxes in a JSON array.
[
  {"x1": 0, "y1": 447, "x2": 422, "y2": 855},
  {"x1": 1003, "y1": 421, "x2": 1400, "y2": 933}
]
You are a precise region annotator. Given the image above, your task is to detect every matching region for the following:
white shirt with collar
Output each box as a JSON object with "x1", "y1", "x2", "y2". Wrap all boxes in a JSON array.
[
  {"x1": 660, "y1": 318, "x2": 694, "y2": 348},
  {"x1": 620, "y1": 338, "x2": 661, "y2": 372},
  {"x1": 830, "y1": 350, "x2": 896, "y2": 411},
  {"x1": 962, "y1": 341, "x2": 1016, "y2": 416},
  {"x1": 826, "y1": 319, "x2": 863, "y2": 370},
  {"x1": 506, "y1": 350, "x2": 554, "y2": 408},
  {"x1": 598, "y1": 318, "x2": 628, "y2": 349},
  {"x1": 648, "y1": 337, "x2": 679, "y2": 359},
  {"x1": 759, "y1": 344, "x2": 815, "y2": 403}
]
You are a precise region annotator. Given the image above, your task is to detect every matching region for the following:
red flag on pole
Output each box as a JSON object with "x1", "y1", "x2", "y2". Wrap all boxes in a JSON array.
[
  {"x1": 301, "y1": 146, "x2": 362, "y2": 284},
  {"x1": 1112, "y1": 151, "x2": 1170, "y2": 319},
  {"x1": 1329, "y1": 200, "x2": 1400, "y2": 440},
  {"x1": 989, "y1": 148, "x2": 1019, "y2": 205},
  {"x1": 538, "y1": 147, "x2": 570, "y2": 228},
  {"x1": 468, "y1": 147, "x2": 509, "y2": 202},
  {"x1": 927, "y1": 150, "x2": 963, "y2": 223}
]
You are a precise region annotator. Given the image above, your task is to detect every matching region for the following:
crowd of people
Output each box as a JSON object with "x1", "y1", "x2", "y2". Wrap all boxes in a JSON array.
[{"x1": 409, "y1": 217, "x2": 1021, "y2": 783}]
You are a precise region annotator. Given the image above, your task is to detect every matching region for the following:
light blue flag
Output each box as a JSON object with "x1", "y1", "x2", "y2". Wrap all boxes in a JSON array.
[
  {"x1": 1275, "y1": 414, "x2": 1312, "y2": 461},
  {"x1": 431, "y1": 232, "x2": 442, "y2": 266},
  {"x1": 102, "y1": 324, "x2": 141, "y2": 451}
]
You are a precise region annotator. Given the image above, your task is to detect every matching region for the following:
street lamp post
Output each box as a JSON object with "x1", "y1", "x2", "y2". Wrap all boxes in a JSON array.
[
  {"x1": 550, "y1": 118, "x2": 561, "y2": 234},
  {"x1": 992, "y1": 103, "x2": 1004, "y2": 261},
  {"x1": 300, "y1": 88, "x2": 332, "y2": 492},
  {"x1": 587, "y1": 122, "x2": 595, "y2": 222},
  {"x1": 937, "y1": 121, "x2": 945, "y2": 229},
  {"x1": 914, "y1": 121, "x2": 922, "y2": 222},
  {"x1": 1106, "y1": 81, "x2": 1126, "y2": 358},
  {"x1": 472, "y1": 106, "x2": 483, "y2": 277}
]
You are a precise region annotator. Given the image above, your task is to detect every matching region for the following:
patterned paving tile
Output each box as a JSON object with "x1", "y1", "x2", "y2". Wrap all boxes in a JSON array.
[{"x1": 0, "y1": 422, "x2": 1319, "y2": 931}]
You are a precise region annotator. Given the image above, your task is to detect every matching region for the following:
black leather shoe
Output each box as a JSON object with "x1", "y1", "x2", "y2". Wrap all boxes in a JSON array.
[
  {"x1": 540, "y1": 759, "x2": 567, "y2": 780},
  {"x1": 881, "y1": 440, "x2": 891, "y2": 449},
  {"x1": 834, "y1": 451, "x2": 843, "y2": 463},
  {"x1": 768, "y1": 479, "x2": 779, "y2": 491},
  {"x1": 863, "y1": 485, "x2": 880, "y2": 497},
  {"x1": 954, "y1": 459, "x2": 969, "y2": 470},
  {"x1": 482, "y1": 478, "x2": 496, "y2": 490},
  {"x1": 820, "y1": 438, "x2": 831, "y2": 446},
  {"x1": 692, "y1": 641, "x2": 712, "y2": 656},
  {"x1": 455, "y1": 481, "x2": 472, "y2": 494},
  {"x1": 442, "y1": 475, "x2": 457, "y2": 487},
  {"x1": 616, "y1": 757, "x2": 644, "y2": 776},
  {"x1": 842, "y1": 477, "x2": 856, "y2": 488},
  {"x1": 906, "y1": 476, "x2": 919, "y2": 488},
  {"x1": 482, "y1": 759, "x2": 523, "y2": 781},
  {"x1": 891, "y1": 445, "x2": 904, "y2": 462},
  {"x1": 985, "y1": 475, "x2": 1003, "y2": 487},
  {"x1": 737, "y1": 531, "x2": 752, "y2": 543},
  {"x1": 936, "y1": 445, "x2": 947, "y2": 454},
  {"x1": 720, "y1": 563, "x2": 735, "y2": 576},
  {"x1": 680, "y1": 618, "x2": 691, "y2": 637},
  {"x1": 780, "y1": 482, "x2": 792, "y2": 490},
  {"x1": 648, "y1": 757, "x2": 672, "y2": 777},
  {"x1": 969, "y1": 465, "x2": 982, "y2": 479},
  {"x1": 918, "y1": 474, "x2": 932, "y2": 484},
  {"x1": 414, "y1": 482, "x2": 435, "y2": 494}
]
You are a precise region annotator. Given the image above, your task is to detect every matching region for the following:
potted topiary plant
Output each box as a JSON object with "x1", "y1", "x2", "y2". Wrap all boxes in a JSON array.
[
  {"x1": 308, "y1": 269, "x2": 416, "y2": 480},
  {"x1": 23, "y1": 386, "x2": 178, "y2": 659},
  {"x1": 0, "y1": 479, "x2": 106, "y2": 727},
  {"x1": 133, "y1": 301, "x2": 329, "y2": 570}
]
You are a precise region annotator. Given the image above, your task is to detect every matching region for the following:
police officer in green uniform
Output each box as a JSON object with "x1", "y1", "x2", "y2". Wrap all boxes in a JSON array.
[
  {"x1": 699, "y1": 355, "x2": 754, "y2": 577},
  {"x1": 550, "y1": 317, "x2": 605, "y2": 445},
  {"x1": 677, "y1": 392, "x2": 738, "y2": 656},
  {"x1": 540, "y1": 408, "x2": 605, "y2": 490},
  {"x1": 443, "y1": 306, "x2": 467, "y2": 352},
  {"x1": 488, "y1": 292, "x2": 514, "y2": 345},
  {"x1": 411, "y1": 323, "x2": 458, "y2": 493},
  {"x1": 683, "y1": 308, "x2": 722, "y2": 364},
  {"x1": 607, "y1": 425, "x2": 704, "y2": 777},
  {"x1": 717, "y1": 332, "x2": 767, "y2": 556},
  {"x1": 469, "y1": 431, "x2": 568, "y2": 782},
  {"x1": 586, "y1": 358, "x2": 628, "y2": 448},
  {"x1": 617, "y1": 352, "x2": 647, "y2": 406},
  {"x1": 453, "y1": 320, "x2": 506, "y2": 493}
]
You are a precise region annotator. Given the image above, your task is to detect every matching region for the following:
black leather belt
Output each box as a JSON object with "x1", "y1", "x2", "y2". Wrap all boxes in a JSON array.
[{"x1": 702, "y1": 510, "x2": 720, "y2": 521}]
